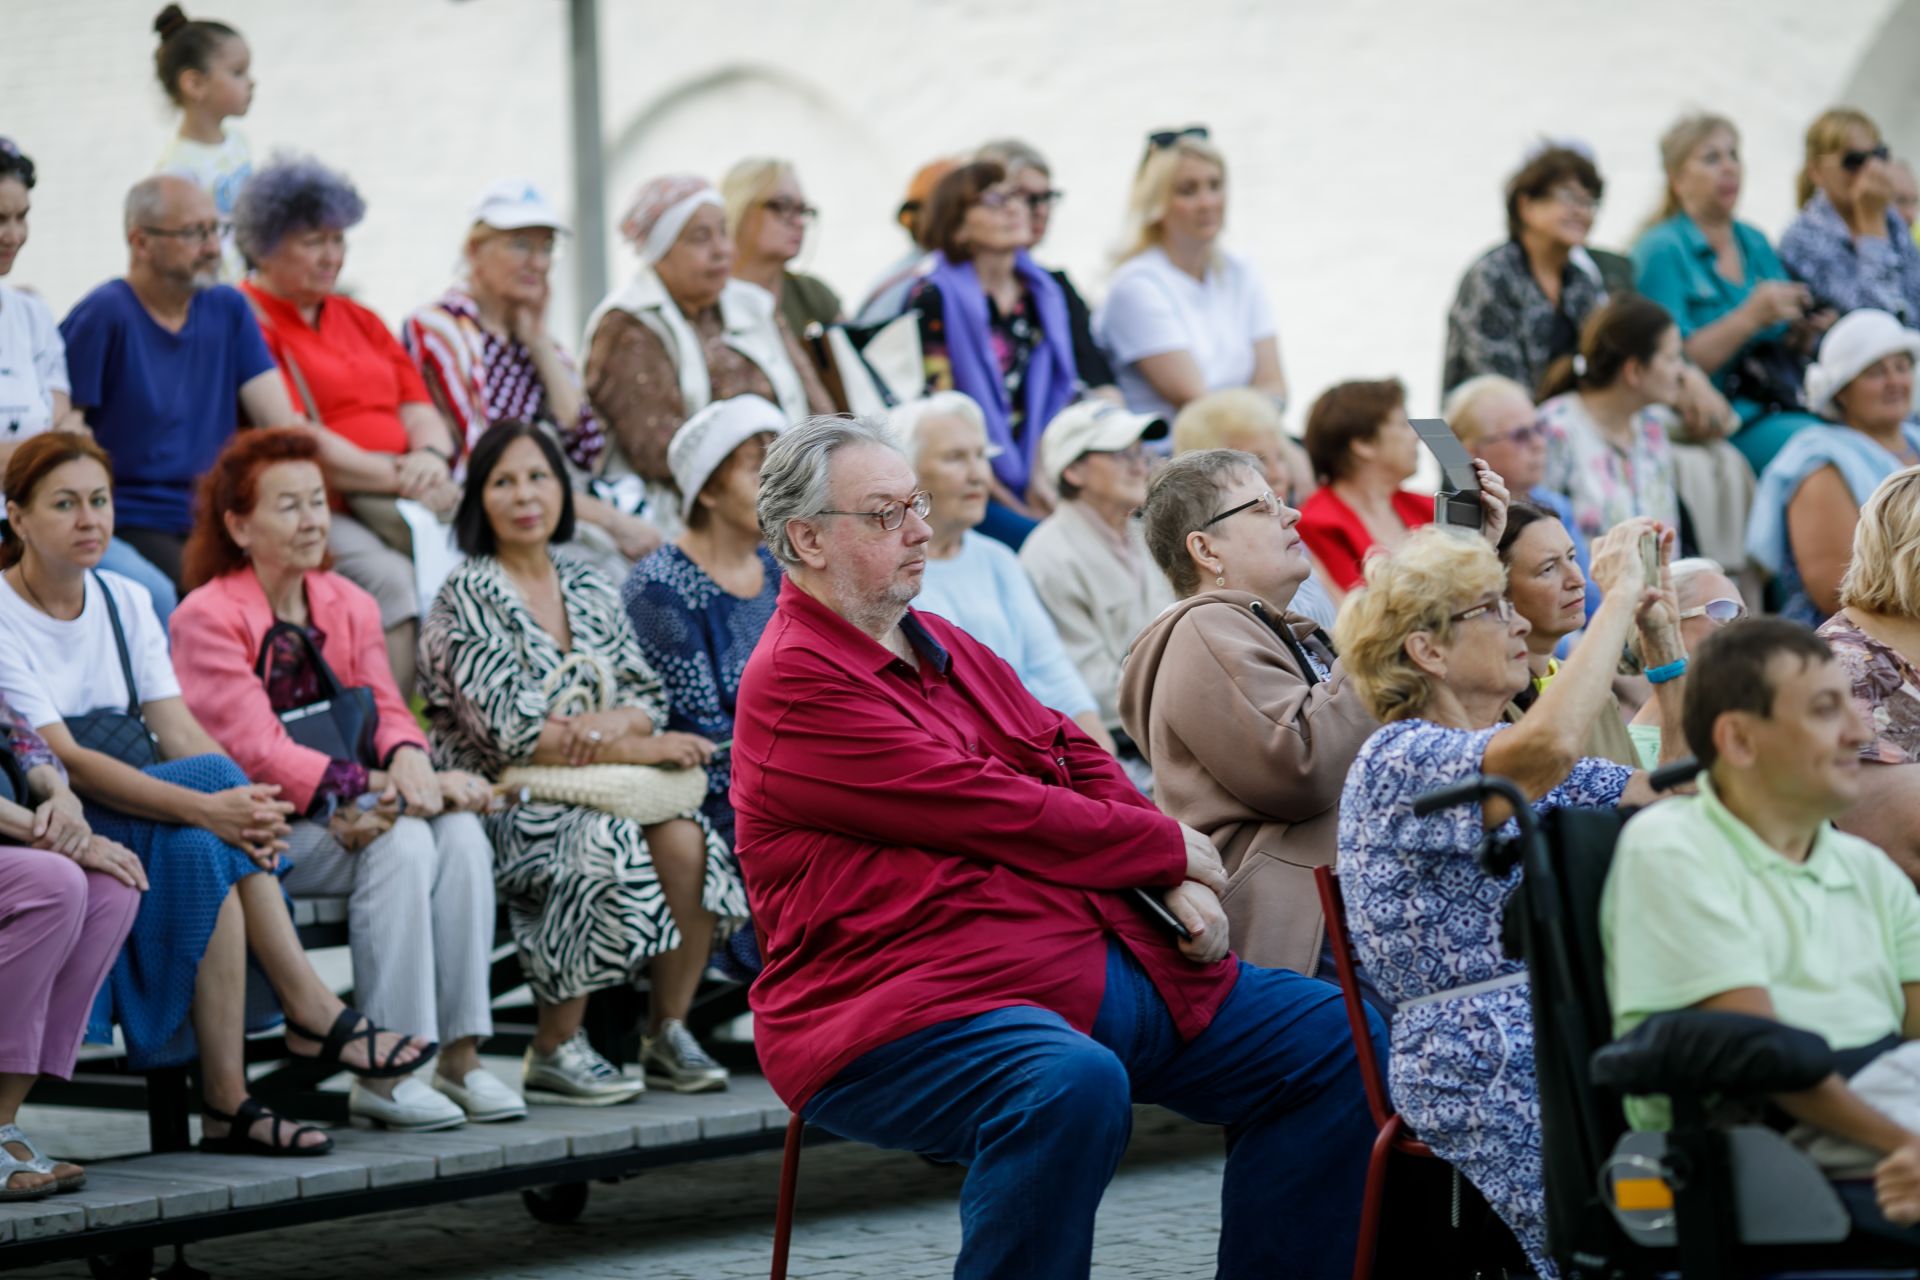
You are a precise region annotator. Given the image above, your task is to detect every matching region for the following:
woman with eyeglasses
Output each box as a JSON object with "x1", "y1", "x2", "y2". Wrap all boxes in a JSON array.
[
  {"x1": 1096, "y1": 128, "x2": 1286, "y2": 424},
  {"x1": 1627, "y1": 557, "x2": 1746, "y2": 768},
  {"x1": 907, "y1": 161, "x2": 1082, "y2": 548},
  {"x1": 1633, "y1": 113, "x2": 1829, "y2": 475},
  {"x1": 1747, "y1": 308, "x2": 1920, "y2": 625},
  {"x1": 1780, "y1": 108, "x2": 1920, "y2": 329},
  {"x1": 584, "y1": 174, "x2": 831, "y2": 539},
  {"x1": 1333, "y1": 521, "x2": 1682, "y2": 1278},
  {"x1": 1819, "y1": 467, "x2": 1920, "y2": 881},
  {"x1": 1442, "y1": 146, "x2": 1610, "y2": 399},
  {"x1": 890, "y1": 393, "x2": 1113, "y2": 751},
  {"x1": 721, "y1": 158, "x2": 843, "y2": 347}
]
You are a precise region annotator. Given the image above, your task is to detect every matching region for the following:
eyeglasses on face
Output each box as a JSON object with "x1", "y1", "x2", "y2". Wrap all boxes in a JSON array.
[
  {"x1": 1489, "y1": 422, "x2": 1546, "y2": 447},
  {"x1": 1842, "y1": 144, "x2": 1892, "y2": 172},
  {"x1": 1550, "y1": 185, "x2": 1600, "y2": 213},
  {"x1": 1678, "y1": 597, "x2": 1747, "y2": 624},
  {"x1": 975, "y1": 187, "x2": 1025, "y2": 211},
  {"x1": 1147, "y1": 125, "x2": 1210, "y2": 151},
  {"x1": 761, "y1": 197, "x2": 819, "y2": 224},
  {"x1": 142, "y1": 221, "x2": 229, "y2": 244},
  {"x1": 1448, "y1": 597, "x2": 1517, "y2": 625},
  {"x1": 815, "y1": 489, "x2": 932, "y2": 531},
  {"x1": 1200, "y1": 490, "x2": 1283, "y2": 529},
  {"x1": 1022, "y1": 189, "x2": 1063, "y2": 212}
]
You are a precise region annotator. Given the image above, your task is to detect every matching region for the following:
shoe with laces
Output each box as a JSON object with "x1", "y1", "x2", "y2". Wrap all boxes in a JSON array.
[
  {"x1": 640, "y1": 1019, "x2": 731, "y2": 1094},
  {"x1": 522, "y1": 1030, "x2": 646, "y2": 1106}
]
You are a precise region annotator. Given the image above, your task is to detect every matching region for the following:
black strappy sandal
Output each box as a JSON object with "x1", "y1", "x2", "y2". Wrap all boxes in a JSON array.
[
  {"x1": 285, "y1": 1006, "x2": 437, "y2": 1080},
  {"x1": 200, "y1": 1097, "x2": 334, "y2": 1157}
]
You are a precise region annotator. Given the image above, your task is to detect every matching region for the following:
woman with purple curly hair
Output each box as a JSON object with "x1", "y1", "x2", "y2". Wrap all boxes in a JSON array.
[{"x1": 234, "y1": 155, "x2": 461, "y2": 695}]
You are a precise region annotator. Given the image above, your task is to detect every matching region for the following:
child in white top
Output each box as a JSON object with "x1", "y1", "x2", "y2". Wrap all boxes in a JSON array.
[{"x1": 151, "y1": 5, "x2": 255, "y2": 281}]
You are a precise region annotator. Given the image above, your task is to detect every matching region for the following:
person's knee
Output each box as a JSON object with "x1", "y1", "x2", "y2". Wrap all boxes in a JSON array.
[
  {"x1": 12, "y1": 851, "x2": 88, "y2": 922},
  {"x1": 435, "y1": 813, "x2": 496, "y2": 880},
  {"x1": 367, "y1": 816, "x2": 438, "y2": 890},
  {"x1": 645, "y1": 819, "x2": 707, "y2": 877},
  {"x1": 1021, "y1": 1041, "x2": 1132, "y2": 1136},
  {"x1": 180, "y1": 754, "x2": 251, "y2": 793}
]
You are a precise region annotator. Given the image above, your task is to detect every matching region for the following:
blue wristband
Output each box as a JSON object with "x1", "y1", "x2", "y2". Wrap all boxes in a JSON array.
[{"x1": 1645, "y1": 657, "x2": 1688, "y2": 685}]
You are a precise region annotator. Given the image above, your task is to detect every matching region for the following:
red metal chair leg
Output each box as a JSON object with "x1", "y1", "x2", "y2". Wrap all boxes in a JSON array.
[
  {"x1": 770, "y1": 1113, "x2": 805, "y2": 1280},
  {"x1": 1352, "y1": 1113, "x2": 1402, "y2": 1280}
]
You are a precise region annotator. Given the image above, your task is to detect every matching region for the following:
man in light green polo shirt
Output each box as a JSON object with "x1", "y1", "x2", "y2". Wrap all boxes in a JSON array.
[{"x1": 1602, "y1": 618, "x2": 1920, "y2": 1234}]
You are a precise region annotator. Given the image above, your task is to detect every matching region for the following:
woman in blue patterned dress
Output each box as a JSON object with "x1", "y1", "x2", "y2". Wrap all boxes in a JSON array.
[
  {"x1": 623, "y1": 396, "x2": 785, "y2": 849},
  {"x1": 1333, "y1": 521, "x2": 1686, "y2": 1275}
]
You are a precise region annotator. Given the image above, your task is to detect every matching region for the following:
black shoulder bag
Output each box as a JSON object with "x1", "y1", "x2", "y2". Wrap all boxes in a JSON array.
[
  {"x1": 255, "y1": 621, "x2": 379, "y2": 765},
  {"x1": 64, "y1": 572, "x2": 162, "y2": 769}
]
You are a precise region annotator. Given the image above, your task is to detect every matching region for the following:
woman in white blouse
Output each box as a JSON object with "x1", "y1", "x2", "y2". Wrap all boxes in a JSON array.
[{"x1": 1095, "y1": 129, "x2": 1287, "y2": 419}]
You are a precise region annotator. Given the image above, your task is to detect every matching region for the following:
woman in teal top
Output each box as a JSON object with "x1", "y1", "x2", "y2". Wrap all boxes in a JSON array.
[{"x1": 1632, "y1": 113, "x2": 1830, "y2": 474}]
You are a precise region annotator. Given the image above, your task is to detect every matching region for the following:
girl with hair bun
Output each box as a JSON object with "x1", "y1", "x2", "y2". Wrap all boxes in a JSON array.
[{"x1": 151, "y1": 4, "x2": 254, "y2": 280}]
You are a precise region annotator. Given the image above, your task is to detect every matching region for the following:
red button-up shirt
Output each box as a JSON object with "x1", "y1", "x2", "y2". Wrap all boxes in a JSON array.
[{"x1": 731, "y1": 579, "x2": 1238, "y2": 1108}]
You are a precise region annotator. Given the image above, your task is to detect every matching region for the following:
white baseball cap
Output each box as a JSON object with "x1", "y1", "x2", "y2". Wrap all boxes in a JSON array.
[
  {"x1": 1805, "y1": 308, "x2": 1920, "y2": 418},
  {"x1": 470, "y1": 179, "x2": 568, "y2": 233},
  {"x1": 669, "y1": 395, "x2": 788, "y2": 520},
  {"x1": 1039, "y1": 400, "x2": 1168, "y2": 488}
]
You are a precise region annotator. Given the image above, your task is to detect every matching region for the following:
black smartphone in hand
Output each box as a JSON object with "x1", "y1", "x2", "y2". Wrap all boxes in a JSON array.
[{"x1": 1132, "y1": 887, "x2": 1193, "y2": 942}]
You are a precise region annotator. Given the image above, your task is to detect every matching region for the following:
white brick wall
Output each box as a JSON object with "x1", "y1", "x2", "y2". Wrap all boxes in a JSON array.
[{"x1": 2, "y1": 0, "x2": 1908, "y2": 425}]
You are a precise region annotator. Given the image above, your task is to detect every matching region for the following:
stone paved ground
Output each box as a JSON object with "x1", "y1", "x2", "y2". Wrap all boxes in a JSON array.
[{"x1": 9, "y1": 1107, "x2": 1224, "y2": 1280}]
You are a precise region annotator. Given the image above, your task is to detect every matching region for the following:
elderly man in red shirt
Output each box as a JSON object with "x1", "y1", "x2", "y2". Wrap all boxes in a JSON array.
[{"x1": 731, "y1": 415, "x2": 1380, "y2": 1279}]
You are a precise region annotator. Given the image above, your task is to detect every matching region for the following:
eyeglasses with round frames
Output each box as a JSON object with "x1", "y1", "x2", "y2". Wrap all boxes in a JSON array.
[
  {"x1": 815, "y1": 490, "x2": 932, "y2": 532},
  {"x1": 1448, "y1": 597, "x2": 1517, "y2": 625},
  {"x1": 1678, "y1": 597, "x2": 1747, "y2": 624},
  {"x1": 1200, "y1": 490, "x2": 1283, "y2": 529}
]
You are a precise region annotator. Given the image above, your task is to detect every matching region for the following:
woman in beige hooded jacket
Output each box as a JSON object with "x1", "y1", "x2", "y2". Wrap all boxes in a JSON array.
[{"x1": 1119, "y1": 448, "x2": 1507, "y2": 988}]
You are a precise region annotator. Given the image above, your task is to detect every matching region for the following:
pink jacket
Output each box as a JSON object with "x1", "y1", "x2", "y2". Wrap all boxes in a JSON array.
[{"x1": 170, "y1": 569, "x2": 425, "y2": 813}]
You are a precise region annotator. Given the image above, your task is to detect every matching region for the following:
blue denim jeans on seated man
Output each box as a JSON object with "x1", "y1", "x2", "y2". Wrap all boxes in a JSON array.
[{"x1": 803, "y1": 938, "x2": 1386, "y2": 1279}]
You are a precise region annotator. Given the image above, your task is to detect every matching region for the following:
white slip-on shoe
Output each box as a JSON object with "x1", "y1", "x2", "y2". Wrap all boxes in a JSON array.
[
  {"x1": 431, "y1": 1068, "x2": 528, "y2": 1123},
  {"x1": 349, "y1": 1076, "x2": 467, "y2": 1132}
]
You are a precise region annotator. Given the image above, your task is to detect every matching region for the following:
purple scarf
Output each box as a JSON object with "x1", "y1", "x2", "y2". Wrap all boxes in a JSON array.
[{"x1": 923, "y1": 250, "x2": 1077, "y2": 493}]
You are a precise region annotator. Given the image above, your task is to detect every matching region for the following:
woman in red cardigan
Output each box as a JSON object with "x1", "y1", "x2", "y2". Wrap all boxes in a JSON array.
[
  {"x1": 169, "y1": 429, "x2": 520, "y2": 1133},
  {"x1": 1295, "y1": 378, "x2": 1432, "y2": 598}
]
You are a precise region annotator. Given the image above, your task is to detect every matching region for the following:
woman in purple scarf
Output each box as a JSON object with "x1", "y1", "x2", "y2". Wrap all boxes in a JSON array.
[{"x1": 909, "y1": 161, "x2": 1080, "y2": 548}]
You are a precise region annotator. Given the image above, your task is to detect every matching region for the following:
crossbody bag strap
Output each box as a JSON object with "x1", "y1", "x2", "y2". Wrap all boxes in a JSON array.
[
  {"x1": 253, "y1": 618, "x2": 347, "y2": 700},
  {"x1": 242, "y1": 288, "x2": 324, "y2": 424},
  {"x1": 90, "y1": 571, "x2": 144, "y2": 718}
]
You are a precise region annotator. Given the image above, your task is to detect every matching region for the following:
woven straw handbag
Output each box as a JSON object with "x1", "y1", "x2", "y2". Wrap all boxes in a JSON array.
[{"x1": 497, "y1": 651, "x2": 708, "y2": 825}]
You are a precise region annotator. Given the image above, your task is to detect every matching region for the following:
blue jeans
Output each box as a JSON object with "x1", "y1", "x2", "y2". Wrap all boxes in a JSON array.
[
  {"x1": 803, "y1": 940, "x2": 1384, "y2": 1279},
  {"x1": 99, "y1": 538, "x2": 178, "y2": 628}
]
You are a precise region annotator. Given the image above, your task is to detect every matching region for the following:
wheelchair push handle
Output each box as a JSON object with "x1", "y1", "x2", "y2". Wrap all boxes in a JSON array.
[{"x1": 1411, "y1": 773, "x2": 1531, "y2": 821}]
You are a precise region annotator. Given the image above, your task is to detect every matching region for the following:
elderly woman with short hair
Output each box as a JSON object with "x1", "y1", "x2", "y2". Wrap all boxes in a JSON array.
[
  {"x1": 583, "y1": 175, "x2": 831, "y2": 535},
  {"x1": 891, "y1": 392, "x2": 1112, "y2": 751},
  {"x1": 1335, "y1": 522, "x2": 1682, "y2": 1277},
  {"x1": 1819, "y1": 466, "x2": 1920, "y2": 881},
  {"x1": 234, "y1": 155, "x2": 462, "y2": 695}
]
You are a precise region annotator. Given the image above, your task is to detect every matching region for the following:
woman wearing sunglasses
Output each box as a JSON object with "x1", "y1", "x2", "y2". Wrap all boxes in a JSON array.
[
  {"x1": 1094, "y1": 128, "x2": 1287, "y2": 423},
  {"x1": 1780, "y1": 108, "x2": 1920, "y2": 329},
  {"x1": 1626, "y1": 557, "x2": 1747, "y2": 768}
]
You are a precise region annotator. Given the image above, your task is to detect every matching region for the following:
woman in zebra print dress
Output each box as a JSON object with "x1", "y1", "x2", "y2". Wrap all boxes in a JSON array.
[{"x1": 419, "y1": 422, "x2": 748, "y2": 1098}]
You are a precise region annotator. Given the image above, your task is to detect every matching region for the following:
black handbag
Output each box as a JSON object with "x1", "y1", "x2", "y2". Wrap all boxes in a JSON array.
[
  {"x1": 255, "y1": 621, "x2": 378, "y2": 765},
  {"x1": 0, "y1": 744, "x2": 28, "y2": 805},
  {"x1": 64, "y1": 572, "x2": 161, "y2": 769}
]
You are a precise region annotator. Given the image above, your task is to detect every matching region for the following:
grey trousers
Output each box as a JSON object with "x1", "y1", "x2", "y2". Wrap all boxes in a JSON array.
[
  {"x1": 281, "y1": 812, "x2": 495, "y2": 1046},
  {"x1": 327, "y1": 512, "x2": 418, "y2": 629}
]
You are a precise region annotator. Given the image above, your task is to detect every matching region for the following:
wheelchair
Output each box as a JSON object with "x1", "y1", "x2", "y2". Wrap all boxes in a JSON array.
[{"x1": 1412, "y1": 761, "x2": 1920, "y2": 1278}]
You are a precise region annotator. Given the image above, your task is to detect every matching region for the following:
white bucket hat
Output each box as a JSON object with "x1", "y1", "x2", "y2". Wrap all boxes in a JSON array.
[
  {"x1": 668, "y1": 395, "x2": 788, "y2": 521},
  {"x1": 1804, "y1": 308, "x2": 1920, "y2": 418}
]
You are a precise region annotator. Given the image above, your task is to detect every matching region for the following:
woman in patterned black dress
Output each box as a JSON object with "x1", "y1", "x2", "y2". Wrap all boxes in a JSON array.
[
  {"x1": 419, "y1": 422, "x2": 748, "y2": 1099},
  {"x1": 1332, "y1": 522, "x2": 1683, "y2": 1276}
]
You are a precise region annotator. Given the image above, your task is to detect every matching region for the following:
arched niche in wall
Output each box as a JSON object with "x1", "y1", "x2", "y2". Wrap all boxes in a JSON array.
[{"x1": 598, "y1": 65, "x2": 897, "y2": 311}]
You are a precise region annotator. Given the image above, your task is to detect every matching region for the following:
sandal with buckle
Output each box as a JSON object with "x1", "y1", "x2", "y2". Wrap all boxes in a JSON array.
[
  {"x1": 0, "y1": 1128, "x2": 84, "y2": 1197},
  {"x1": 200, "y1": 1097, "x2": 334, "y2": 1157},
  {"x1": 285, "y1": 1006, "x2": 437, "y2": 1081}
]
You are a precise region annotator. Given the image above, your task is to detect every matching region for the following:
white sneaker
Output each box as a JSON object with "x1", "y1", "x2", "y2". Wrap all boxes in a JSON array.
[
  {"x1": 349, "y1": 1076, "x2": 467, "y2": 1132},
  {"x1": 431, "y1": 1068, "x2": 528, "y2": 1123}
]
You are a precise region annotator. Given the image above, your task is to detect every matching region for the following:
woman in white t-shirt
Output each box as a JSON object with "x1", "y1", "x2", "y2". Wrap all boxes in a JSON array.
[
  {"x1": 0, "y1": 138, "x2": 179, "y2": 623},
  {"x1": 0, "y1": 433, "x2": 439, "y2": 1156},
  {"x1": 1095, "y1": 129, "x2": 1288, "y2": 420}
]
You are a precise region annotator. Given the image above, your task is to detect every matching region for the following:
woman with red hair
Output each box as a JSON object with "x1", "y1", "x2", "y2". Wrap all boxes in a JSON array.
[{"x1": 170, "y1": 428, "x2": 516, "y2": 1131}]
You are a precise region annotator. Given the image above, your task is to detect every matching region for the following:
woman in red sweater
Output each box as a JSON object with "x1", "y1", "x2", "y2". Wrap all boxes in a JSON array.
[{"x1": 1296, "y1": 377, "x2": 1432, "y2": 596}]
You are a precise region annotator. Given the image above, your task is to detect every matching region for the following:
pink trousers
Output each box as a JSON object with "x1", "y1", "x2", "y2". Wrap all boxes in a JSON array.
[{"x1": 0, "y1": 847, "x2": 140, "y2": 1080}]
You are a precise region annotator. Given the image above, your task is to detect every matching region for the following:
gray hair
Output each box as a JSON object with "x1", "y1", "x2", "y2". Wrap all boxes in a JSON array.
[
  {"x1": 976, "y1": 138, "x2": 1050, "y2": 181},
  {"x1": 1440, "y1": 374, "x2": 1534, "y2": 444},
  {"x1": 124, "y1": 175, "x2": 174, "y2": 233},
  {"x1": 889, "y1": 391, "x2": 986, "y2": 464},
  {"x1": 1625, "y1": 556, "x2": 1730, "y2": 667},
  {"x1": 1137, "y1": 448, "x2": 1264, "y2": 597},
  {"x1": 232, "y1": 153, "x2": 367, "y2": 265},
  {"x1": 757, "y1": 414, "x2": 903, "y2": 568}
]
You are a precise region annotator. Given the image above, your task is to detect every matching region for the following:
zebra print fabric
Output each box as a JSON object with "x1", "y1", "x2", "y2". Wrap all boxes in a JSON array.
[{"x1": 418, "y1": 551, "x2": 747, "y2": 1004}]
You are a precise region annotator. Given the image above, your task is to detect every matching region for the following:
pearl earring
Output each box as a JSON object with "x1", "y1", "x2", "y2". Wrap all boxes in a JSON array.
[{"x1": 1215, "y1": 574, "x2": 1226, "y2": 587}]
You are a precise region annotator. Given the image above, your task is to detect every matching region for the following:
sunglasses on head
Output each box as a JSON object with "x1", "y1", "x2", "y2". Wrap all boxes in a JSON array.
[
  {"x1": 1146, "y1": 125, "x2": 1210, "y2": 151},
  {"x1": 1842, "y1": 144, "x2": 1892, "y2": 172}
]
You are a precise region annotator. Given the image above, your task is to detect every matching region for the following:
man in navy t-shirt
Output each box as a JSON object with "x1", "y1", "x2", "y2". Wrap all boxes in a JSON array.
[{"x1": 59, "y1": 176, "x2": 300, "y2": 585}]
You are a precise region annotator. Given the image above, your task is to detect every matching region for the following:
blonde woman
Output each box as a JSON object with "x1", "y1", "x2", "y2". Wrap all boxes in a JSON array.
[
  {"x1": 1780, "y1": 107, "x2": 1920, "y2": 327},
  {"x1": 720, "y1": 158, "x2": 842, "y2": 343},
  {"x1": 1094, "y1": 129, "x2": 1286, "y2": 419}
]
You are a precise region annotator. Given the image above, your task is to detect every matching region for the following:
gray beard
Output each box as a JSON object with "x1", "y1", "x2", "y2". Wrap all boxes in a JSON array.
[{"x1": 828, "y1": 561, "x2": 918, "y2": 639}]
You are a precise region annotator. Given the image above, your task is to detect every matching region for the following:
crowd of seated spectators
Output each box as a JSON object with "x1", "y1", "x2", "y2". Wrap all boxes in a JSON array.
[{"x1": 10, "y1": 7, "x2": 1920, "y2": 1274}]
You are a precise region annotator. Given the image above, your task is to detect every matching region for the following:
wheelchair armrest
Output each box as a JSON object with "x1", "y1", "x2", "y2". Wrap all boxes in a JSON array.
[{"x1": 1590, "y1": 1010, "x2": 1833, "y2": 1098}]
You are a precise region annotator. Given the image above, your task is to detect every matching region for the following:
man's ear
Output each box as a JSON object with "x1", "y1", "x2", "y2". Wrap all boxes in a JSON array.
[
  {"x1": 1713, "y1": 711, "x2": 1760, "y2": 770},
  {"x1": 787, "y1": 517, "x2": 830, "y2": 571}
]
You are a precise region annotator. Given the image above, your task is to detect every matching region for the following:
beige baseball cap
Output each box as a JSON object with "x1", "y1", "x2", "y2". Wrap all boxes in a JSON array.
[{"x1": 1039, "y1": 400, "x2": 1168, "y2": 487}]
